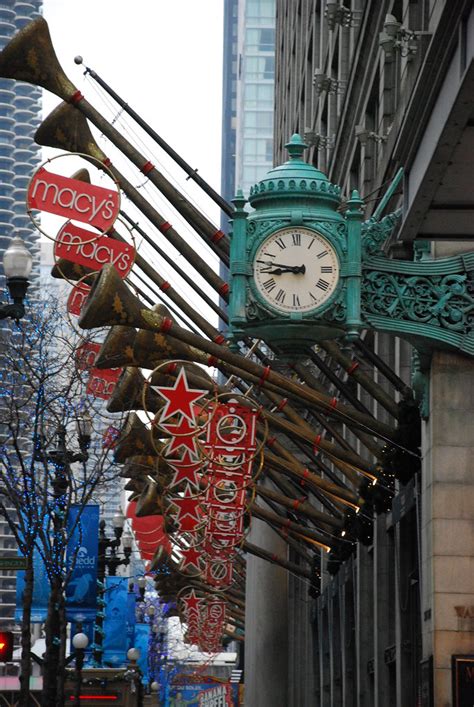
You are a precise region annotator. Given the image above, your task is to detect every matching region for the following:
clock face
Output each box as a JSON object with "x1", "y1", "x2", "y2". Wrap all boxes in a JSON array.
[{"x1": 253, "y1": 227, "x2": 340, "y2": 314}]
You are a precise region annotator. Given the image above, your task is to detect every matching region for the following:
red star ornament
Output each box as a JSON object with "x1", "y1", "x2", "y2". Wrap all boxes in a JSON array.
[
  {"x1": 180, "y1": 545, "x2": 203, "y2": 573},
  {"x1": 160, "y1": 417, "x2": 201, "y2": 457},
  {"x1": 170, "y1": 488, "x2": 203, "y2": 532},
  {"x1": 182, "y1": 588, "x2": 204, "y2": 617},
  {"x1": 168, "y1": 450, "x2": 203, "y2": 491},
  {"x1": 153, "y1": 367, "x2": 207, "y2": 424}
]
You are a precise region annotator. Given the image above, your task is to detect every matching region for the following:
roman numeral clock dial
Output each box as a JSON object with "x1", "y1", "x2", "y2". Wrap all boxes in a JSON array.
[{"x1": 253, "y1": 227, "x2": 339, "y2": 314}]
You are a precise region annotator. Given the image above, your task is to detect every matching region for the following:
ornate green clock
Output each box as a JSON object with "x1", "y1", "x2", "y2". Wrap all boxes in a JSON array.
[
  {"x1": 252, "y1": 227, "x2": 340, "y2": 314},
  {"x1": 228, "y1": 133, "x2": 474, "y2": 362}
]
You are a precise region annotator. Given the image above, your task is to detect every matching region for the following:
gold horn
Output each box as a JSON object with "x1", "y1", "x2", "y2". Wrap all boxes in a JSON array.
[
  {"x1": 35, "y1": 101, "x2": 106, "y2": 161},
  {"x1": 0, "y1": 18, "x2": 76, "y2": 98},
  {"x1": 95, "y1": 326, "x2": 138, "y2": 369},
  {"x1": 106, "y1": 367, "x2": 164, "y2": 414},
  {"x1": 135, "y1": 481, "x2": 164, "y2": 517},
  {"x1": 124, "y1": 478, "x2": 146, "y2": 494},
  {"x1": 133, "y1": 329, "x2": 196, "y2": 365},
  {"x1": 78, "y1": 263, "x2": 146, "y2": 329},
  {"x1": 114, "y1": 413, "x2": 162, "y2": 463},
  {"x1": 51, "y1": 259, "x2": 95, "y2": 282},
  {"x1": 71, "y1": 168, "x2": 91, "y2": 183},
  {"x1": 121, "y1": 455, "x2": 157, "y2": 479}
]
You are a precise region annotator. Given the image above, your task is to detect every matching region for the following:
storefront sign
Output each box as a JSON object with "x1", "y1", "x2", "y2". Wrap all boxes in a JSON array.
[
  {"x1": 28, "y1": 167, "x2": 119, "y2": 231},
  {"x1": 67, "y1": 282, "x2": 90, "y2": 316},
  {"x1": 55, "y1": 223, "x2": 134, "y2": 278},
  {"x1": 452, "y1": 655, "x2": 474, "y2": 706}
]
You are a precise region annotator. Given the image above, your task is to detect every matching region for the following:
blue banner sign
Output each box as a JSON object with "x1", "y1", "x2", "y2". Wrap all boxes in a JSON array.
[
  {"x1": 102, "y1": 576, "x2": 130, "y2": 667},
  {"x1": 65, "y1": 504, "x2": 100, "y2": 622}
]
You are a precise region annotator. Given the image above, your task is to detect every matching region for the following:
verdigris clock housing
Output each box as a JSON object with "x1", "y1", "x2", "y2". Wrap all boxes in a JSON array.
[
  {"x1": 229, "y1": 134, "x2": 474, "y2": 360},
  {"x1": 229, "y1": 134, "x2": 364, "y2": 354}
]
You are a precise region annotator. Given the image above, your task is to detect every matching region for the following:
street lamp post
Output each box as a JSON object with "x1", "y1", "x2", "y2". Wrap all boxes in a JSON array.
[
  {"x1": 0, "y1": 235, "x2": 33, "y2": 321},
  {"x1": 72, "y1": 631, "x2": 89, "y2": 707},
  {"x1": 92, "y1": 511, "x2": 132, "y2": 666},
  {"x1": 126, "y1": 647, "x2": 144, "y2": 707},
  {"x1": 40, "y1": 421, "x2": 92, "y2": 707}
]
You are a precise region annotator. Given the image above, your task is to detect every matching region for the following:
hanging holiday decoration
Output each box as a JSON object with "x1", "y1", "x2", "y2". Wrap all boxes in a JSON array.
[
  {"x1": 150, "y1": 364, "x2": 260, "y2": 649},
  {"x1": 26, "y1": 153, "x2": 121, "y2": 242},
  {"x1": 67, "y1": 281, "x2": 91, "y2": 316},
  {"x1": 54, "y1": 222, "x2": 135, "y2": 278},
  {"x1": 75, "y1": 340, "x2": 122, "y2": 400}
]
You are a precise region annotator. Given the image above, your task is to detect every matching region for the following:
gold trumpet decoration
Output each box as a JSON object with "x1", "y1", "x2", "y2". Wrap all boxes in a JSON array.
[
  {"x1": 113, "y1": 412, "x2": 163, "y2": 463},
  {"x1": 79, "y1": 264, "x2": 396, "y2": 442},
  {"x1": 0, "y1": 17, "x2": 227, "y2": 297},
  {"x1": 95, "y1": 325, "x2": 138, "y2": 369},
  {"x1": 106, "y1": 367, "x2": 164, "y2": 414}
]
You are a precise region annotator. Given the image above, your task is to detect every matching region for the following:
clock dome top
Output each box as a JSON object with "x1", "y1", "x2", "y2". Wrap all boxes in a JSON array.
[{"x1": 247, "y1": 134, "x2": 342, "y2": 213}]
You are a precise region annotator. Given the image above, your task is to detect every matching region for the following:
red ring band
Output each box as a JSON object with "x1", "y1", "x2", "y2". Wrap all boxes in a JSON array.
[
  {"x1": 160, "y1": 317, "x2": 173, "y2": 333},
  {"x1": 69, "y1": 90, "x2": 84, "y2": 105},
  {"x1": 159, "y1": 222, "x2": 172, "y2": 233},
  {"x1": 313, "y1": 434, "x2": 322, "y2": 454},
  {"x1": 211, "y1": 230, "x2": 225, "y2": 244},
  {"x1": 141, "y1": 160, "x2": 155, "y2": 175},
  {"x1": 258, "y1": 366, "x2": 271, "y2": 387}
]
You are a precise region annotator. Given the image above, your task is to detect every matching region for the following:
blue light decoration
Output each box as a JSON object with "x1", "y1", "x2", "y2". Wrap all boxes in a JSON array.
[
  {"x1": 65, "y1": 504, "x2": 100, "y2": 623},
  {"x1": 102, "y1": 576, "x2": 130, "y2": 667}
]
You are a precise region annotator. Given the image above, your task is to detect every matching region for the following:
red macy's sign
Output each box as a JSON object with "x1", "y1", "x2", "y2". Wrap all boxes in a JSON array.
[
  {"x1": 67, "y1": 282, "x2": 90, "y2": 317},
  {"x1": 75, "y1": 341, "x2": 122, "y2": 400},
  {"x1": 55, "y1": 223, "x2": 134, "y2": 278},
  {"x1": 28, "y1": 167, "x2": 119, "y2": 232}
]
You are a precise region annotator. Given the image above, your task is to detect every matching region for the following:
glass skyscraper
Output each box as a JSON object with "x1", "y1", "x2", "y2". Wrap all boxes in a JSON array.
[{"x1": 221, "y1": 0, "x2": 275, "y2": 210}]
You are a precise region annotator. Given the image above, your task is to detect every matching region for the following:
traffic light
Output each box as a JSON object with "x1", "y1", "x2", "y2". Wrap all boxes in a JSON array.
[{"x1": 0, "y1": 632, "x2": 14, "y2": 662}]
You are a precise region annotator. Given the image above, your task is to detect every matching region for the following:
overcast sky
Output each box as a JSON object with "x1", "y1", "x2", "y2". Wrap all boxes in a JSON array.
[{"x1": 41, "y1": 0, "x2": 224, "y2": 323}]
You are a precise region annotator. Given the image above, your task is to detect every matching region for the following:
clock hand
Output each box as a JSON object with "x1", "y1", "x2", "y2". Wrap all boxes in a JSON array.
[
  {"x1": 264, "y1": 265, "x2": 306, "y2": 275},
  {"x1": 257, "y1": 259, "x2": 300, "y2": 269},
  {"x1": 256, "y1": 260, "x2": 306, "y2": 274}
]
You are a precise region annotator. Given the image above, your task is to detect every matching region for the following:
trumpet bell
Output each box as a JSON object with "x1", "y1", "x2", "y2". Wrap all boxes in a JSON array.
[
  {"x1": 0, "y1": 18, "x2": 76, "y2": 98},
  {"x1": 106, "y1": 367, "x2": 164, "y2": 414},
  {"x1": 51, "y1": 259, "x2": 95, "y2": 282},
  {"x1": 95, "y1": 326, "x2": 138, "y2": 369},
  {"x1": 121, "y1": 455, "x2": 158, "y2": 479},
  {"x1": 79, "y1": 264, "x2": 153, "y2": 330},
  {"x1": 113, "y1": 412, "x2": 161, "y2": 463},
  {"x1": 135, "y1": 481, "x2": 163, "y2": 517},
  {"x1": 35, "y1": 101, "x2": 106, "y2": 161}
]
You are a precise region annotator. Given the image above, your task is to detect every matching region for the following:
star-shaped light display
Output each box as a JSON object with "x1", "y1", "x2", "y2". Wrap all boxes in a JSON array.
[{"x1": 153, "y1": 367, "x2": 207, "y2": 424}]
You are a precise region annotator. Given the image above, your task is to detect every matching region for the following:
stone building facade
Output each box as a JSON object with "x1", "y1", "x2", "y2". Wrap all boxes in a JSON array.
[{"x1": 243, "y1": 1, "x2": 474, "y2": 705}]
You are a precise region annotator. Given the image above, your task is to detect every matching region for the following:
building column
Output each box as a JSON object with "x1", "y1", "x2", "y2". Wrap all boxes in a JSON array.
[
  {"x1": 422, "y1": 351, "x2": 474, "y2": 704},
  {"x1": 244, "y1": 515, "x2": 289, "y2": 707}
]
